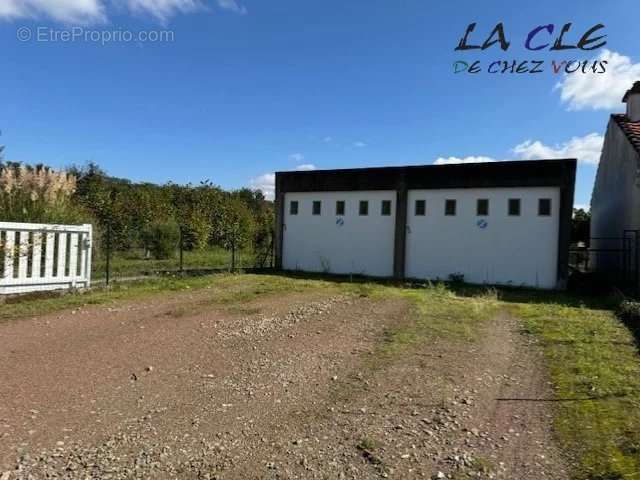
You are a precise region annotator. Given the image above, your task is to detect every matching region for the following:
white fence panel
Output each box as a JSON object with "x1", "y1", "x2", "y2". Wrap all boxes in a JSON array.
[{"x1": 0, "y1": 222, "x2": 92, "y2": 295}]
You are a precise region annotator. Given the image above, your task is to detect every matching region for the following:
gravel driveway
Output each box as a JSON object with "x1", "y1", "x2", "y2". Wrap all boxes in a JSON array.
[{"x1": 0, "y1": 282, "x2": 569, "y2": 479}]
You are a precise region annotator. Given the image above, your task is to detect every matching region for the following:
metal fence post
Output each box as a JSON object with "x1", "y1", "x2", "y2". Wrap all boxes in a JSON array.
[
  {"x1": 179, "y1": 225, "x2": 184, "y2": 274},
  {"x1": 105, "y1": 222, "x2": 111, "y2": 286},
  {"x1": 633, "y1": 230, "x2": 640, "y2": 296},
  {"x1": 231, "y1": 236, "x2": 236, "y2": 271},
  {"x1": 270, "y1": 230, "x2": 275, "y2": 268},
  {"x1": 105, "y1": 189, "x2": 116, "y2": 286}
]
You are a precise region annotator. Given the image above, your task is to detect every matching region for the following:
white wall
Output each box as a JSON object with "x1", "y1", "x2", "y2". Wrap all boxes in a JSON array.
[
  {"x1": 283, "y1": 191, "x2": 396, "y2": 277},
  {"x1": 406, "y1": 187, "x2": 560, "y2": 289}
]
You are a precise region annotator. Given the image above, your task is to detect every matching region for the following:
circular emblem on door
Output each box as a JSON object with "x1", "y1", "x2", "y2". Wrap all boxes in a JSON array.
[
  {"x1": 336, "y1": 218, "x2": 344, "y2": 226},
  {"x1": 477, "y1": 219, "x2": 488, "y2": 229}
]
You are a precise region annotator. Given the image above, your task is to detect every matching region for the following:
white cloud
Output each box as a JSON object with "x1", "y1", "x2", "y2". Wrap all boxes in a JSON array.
[
  {"x1": 125, "y1": 0, "x2": 199, "y2": 22},
  {"x1": 248, "y1": 164, "x2": 316, "y2": 201},
  {"x1": 353, "y1": 141, "x2": 367, "y2": 148},
  {"x1": 0, "y1": 0, "x2": 106, "y2": 24},
  {"x1": 289, "y1": 153, "x2": 304, "y2": 162},
  {"x1": 0, "y1": 0, "x2": 246, "y2": 23},
  {"x1": 433, "y1": 156, "x2": 498, "y2": 165},
  {"x1": 295, "y1": 163, "x2": 316, "y2": 171},
  {"x1": 434, "y1": 133, "x2": 603, "y2": 166},
  {"x1": 216, "y1": 0, "x2": 246, "y2": 14},
  {"x1": 574, "y1": 203, "x2": 590, "y2": 212},
  {"x1": 513, "y1": 133, "x2": 603, "y2": 165},
  {"x1": 556, "y1": 49, "x2": 640, "y2": 111},
  {"x1": 249, "y1": 172, "x2": 275, "y2": 200}
]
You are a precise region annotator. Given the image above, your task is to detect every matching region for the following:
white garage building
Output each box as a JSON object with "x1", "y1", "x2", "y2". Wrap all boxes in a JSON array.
[{"x1": 275, "y1": 160, "x2": 576, "y2": 289}]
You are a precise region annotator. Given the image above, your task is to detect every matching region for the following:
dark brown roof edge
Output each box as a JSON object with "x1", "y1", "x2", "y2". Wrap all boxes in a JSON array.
[
  {"x1": 276, "y1": 159, "x2": 576, "y2": 193},
  {"x1": 276, "y1": 158, "x2": 575, "y2": 176}
]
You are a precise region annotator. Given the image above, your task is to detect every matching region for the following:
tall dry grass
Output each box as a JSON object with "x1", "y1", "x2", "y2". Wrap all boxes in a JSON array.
[{"x1": 0, "y1": 163, "x2": 86, "y2": 223}]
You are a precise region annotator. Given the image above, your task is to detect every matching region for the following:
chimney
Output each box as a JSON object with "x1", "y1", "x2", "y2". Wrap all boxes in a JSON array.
[{"x1": 623, "y1": 81, "x2": 640, "y2": 122}]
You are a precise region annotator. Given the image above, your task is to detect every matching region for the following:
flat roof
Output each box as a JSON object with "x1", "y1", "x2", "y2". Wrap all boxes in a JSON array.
[{"x1": 276, "y1": 159, "x2": 577, "y2": 193}]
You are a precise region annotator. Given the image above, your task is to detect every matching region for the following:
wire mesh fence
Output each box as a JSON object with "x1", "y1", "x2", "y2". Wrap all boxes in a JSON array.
[
  {"x1": 92, "y1": 222, "x2": 274, "y2": 285},
  {"x1": 569, "y1": 230, "x2": 640, "y2": 294}
]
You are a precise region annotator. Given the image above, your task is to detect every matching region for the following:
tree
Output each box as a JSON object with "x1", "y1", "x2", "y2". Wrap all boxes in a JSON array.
[
  {"x1": 71, "y1": 163, "x2": 178, "y2": 252},
  {"x1": 233, "y1": 188, "x2": 266, "y2": 214},
  {"x1": 171, "y1": 182, "x2": 222, "y2": 251},
  {"x1": 231, "y1": 188, "x2": 274, "y2": 266},
  {"x1": 572, "y1": 208, "x2": 591, "y2": 245},
  {"x1": 214, "y1": 196, "x2": 255, "y2": 269},
  {"x1": 141, "y1": 221, "x2": 180, "y2": 259},
  {"x1": 5, "y1": 160, "x2": 274, "y2": 267}
]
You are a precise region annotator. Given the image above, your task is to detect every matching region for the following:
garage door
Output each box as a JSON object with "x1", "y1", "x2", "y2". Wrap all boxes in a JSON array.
[
  {"x1": 283, "y1": 191, "x2": 396, "y2": 277},
  {"x1": 405, "y1": 187, "x2": 560, "y2": 288}
]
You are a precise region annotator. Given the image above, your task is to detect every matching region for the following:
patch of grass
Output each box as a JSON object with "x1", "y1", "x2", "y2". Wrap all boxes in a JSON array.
[
  {"x1": 225, "y1": 305, "x2": 263, "y2": 316},
  {"x1": 353, "y1": 283, "x2": 375, "y2": 298},
  {"x1": 468, "y1": 455, "x2": 495, "y2": 474},
  {"x1": 1, "y1": 278, "x2": 185, "y2": 324},
  {"x1": 165, "y1": 306, "x2": 191, "y2": 318},
  {"x1": 372, "y1": 282, "x2": 500, "y2": 358},
  {"x1": 509, "y1": 301, "x2": 640, "y2": 479},
  {"x1": 449, "y1": 456, "x2": 495, "y2": 480},
  {"x1": 212, "y1": 276, "x2": 328, "y2": 304},
  {"x1": 0, "y1": 274, "x2": 333, "y2": 324}
]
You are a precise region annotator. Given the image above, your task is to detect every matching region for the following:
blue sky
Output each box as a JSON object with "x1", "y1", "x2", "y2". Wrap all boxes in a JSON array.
[{"x1": 1, "y1": 0, "x2": 639, "y2": 207}]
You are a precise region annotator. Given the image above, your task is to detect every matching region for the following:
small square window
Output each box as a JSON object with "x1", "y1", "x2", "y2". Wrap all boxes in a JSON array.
[
  {"x1": 381, "y1": 200, "x2": 392, "y2": 216},
  {"x1": 445, "y1": 199, "x2": 457, "y2": 216},
  {"x1": 538, "y1": 198, "x2": 551, "y2": 216},
  {"x1": 312, "y1": 200, "x2": 321, "y2": 215},
  {"x1": 508, "y1": 198, "x2": 521, "y2": 216},
  {"x1": 336, "y1": 200, "x2": 345, "y2": 216},
  {"x1": 415, "y1": 200, "x2": 426, "y2": 216},
  {"x1": 477, "y1": 199, "x2": 489, "y2": 216},
  {"x1": 290, "y1": 201, "x2": 298, "y2": 215},
  {"x1": 359, "y1": 200, "x2": 369, "y2": 216}
]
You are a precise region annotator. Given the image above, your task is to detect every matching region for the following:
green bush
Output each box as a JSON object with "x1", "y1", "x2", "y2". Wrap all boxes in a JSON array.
[
  {"x1": 617, "y1": 301, "x2": 640, "y2": 336},
  {"x1": 141, "y1": 222, "x2": 180, "y2": 260}
]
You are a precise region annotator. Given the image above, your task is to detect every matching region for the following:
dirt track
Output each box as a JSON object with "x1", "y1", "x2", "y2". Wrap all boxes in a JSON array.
[{"x1": 0, "y1": 285, "x2": 570, "y2": 479}]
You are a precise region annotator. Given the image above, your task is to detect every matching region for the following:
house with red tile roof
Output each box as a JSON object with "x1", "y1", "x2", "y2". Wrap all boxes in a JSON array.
[{"x1": 591, "y1": 81, "x2": 640, "y2": 271}]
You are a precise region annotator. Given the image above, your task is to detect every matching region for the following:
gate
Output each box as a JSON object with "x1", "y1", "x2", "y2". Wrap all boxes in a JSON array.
[
  {"x1": 569, "y1": 230, "x2": 640, "y2": 289},
  {"x1": 0, "y1": 222, "x2": 92, "y2": 295}
]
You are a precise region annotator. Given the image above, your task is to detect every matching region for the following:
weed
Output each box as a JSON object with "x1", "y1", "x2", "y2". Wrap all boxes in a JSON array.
[
  {"x1": 356, "y1": 437, "x2": 377, "y2": 452},
  {"x1": 356, "y1": 437, "x2": 382, "y2": 466},
  {"x1": 166, "y1": 306, "x2": 191, "y2": 318},
  {"x1": 468, "y1": 456, "x2": 494, "y2": 474}
]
